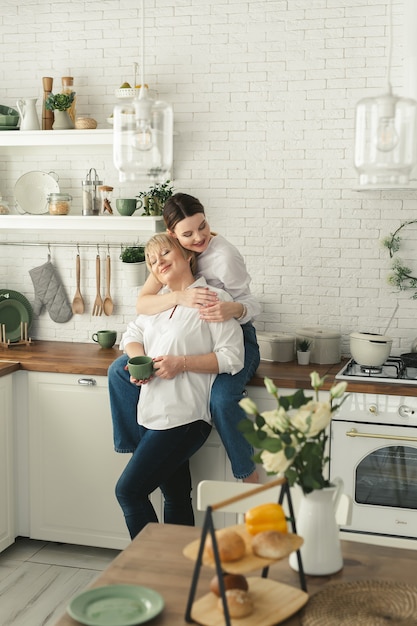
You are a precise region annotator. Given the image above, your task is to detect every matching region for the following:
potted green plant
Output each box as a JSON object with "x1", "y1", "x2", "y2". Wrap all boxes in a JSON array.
[
  {"x1": 119, "y1": 245, "x2": 145, "y2": 263},
  {"x1": 136, "y1": 180, "x2": 174, "y2": 216},
  {"x1": 297, "y1": 338, "x2": 312, "y2": 365},
  {"x1": 120, "y1": 245, "x2": 147, "y2": 287},
  {"x1": 45, "y1": 92, "x2": 76, "y2": 130}
]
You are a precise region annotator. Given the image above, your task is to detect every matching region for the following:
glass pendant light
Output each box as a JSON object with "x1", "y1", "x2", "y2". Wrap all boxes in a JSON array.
[
  {"x1": 113, "y1": 0, "x2": 173, "y2": 183},
  {"x1": 354, "y1": 0, "x2": 417, "y2": 188}
]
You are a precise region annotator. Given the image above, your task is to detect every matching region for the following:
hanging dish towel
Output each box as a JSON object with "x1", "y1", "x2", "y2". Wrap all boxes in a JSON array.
[{"x1": 29, "y1": 258, "x2": 73, "y2": 323}]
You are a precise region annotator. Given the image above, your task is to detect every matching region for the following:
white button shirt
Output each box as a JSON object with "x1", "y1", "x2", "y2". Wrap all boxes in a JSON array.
[{"x1": 120, "y1": 277, "x2": 244, "y2": 430}]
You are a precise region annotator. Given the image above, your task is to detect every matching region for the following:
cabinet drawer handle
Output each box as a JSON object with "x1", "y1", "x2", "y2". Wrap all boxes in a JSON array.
[{"x1": 77, "y1": 378, "x2": 97, "y2": 386}]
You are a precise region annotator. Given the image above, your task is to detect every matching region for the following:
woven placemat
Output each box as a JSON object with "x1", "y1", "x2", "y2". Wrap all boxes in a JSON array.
[{"x1": 301, "y1": 580, "x2": 417, "y2": 626}]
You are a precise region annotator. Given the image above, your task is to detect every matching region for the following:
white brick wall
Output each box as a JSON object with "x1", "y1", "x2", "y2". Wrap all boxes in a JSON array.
[{"x1": 1, "y1": 0, "x2": 417, "y2": 356}]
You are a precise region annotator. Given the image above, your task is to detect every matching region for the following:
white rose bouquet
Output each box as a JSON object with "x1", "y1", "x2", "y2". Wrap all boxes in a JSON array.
[{"x1": 238, "y1": 373, "x2": 348, "y2": 494}]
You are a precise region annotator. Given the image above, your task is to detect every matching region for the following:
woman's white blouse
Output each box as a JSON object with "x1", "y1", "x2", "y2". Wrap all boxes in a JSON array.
[
  {"x1": 196, "y1": 234, "x2": 261, "y2": 324},
  {"x1": 120, "y1": 277, "x2": 244, "y2": 430}
]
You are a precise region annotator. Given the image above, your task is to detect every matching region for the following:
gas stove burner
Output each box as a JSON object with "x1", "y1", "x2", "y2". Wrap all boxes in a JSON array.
[
  {"x1": 335, "y1": 357, "x2": 417, "y2": 385},
  {"x1": 360, "y1": 365, "x2": 383, "y2": 375}
]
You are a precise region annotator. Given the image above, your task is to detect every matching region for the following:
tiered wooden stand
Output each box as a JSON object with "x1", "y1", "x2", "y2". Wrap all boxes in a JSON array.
[
  {"x1": 1, "y1": 322, "x2": 33, "y2": 348},
  {"x1": 183, "y1": 477, "x2": 308, "y2": 626}
]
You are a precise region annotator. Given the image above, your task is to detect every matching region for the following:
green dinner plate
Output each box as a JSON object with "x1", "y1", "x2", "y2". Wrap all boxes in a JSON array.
[
  {"x1": 67, "y1": 584, "x2": 164, "y2": 626},
  {"x1": 0, "y1": 289, "x2": 33, "y2": 319},
  {"x1": 0, "y1": 299, "x2": 30, "y2": 342}
]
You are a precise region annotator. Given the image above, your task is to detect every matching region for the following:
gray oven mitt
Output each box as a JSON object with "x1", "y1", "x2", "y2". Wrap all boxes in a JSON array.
[{"x1": 29, "y1": 259, "x2": 73, "y2": 323}]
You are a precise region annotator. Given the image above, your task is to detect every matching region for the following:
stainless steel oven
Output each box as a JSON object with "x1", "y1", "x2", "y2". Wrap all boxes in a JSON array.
[{"x1": 329, "y1": 387, "x2": 417, "y2": 540}]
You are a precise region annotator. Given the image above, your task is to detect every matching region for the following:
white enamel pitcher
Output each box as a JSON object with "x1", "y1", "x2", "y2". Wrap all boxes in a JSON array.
[
  {"x1": 16, "y1": 98, "x2": 40, "y2": 130},
  {"x1": 289, "y1": 477, "x2": 351, "y2": 576}
]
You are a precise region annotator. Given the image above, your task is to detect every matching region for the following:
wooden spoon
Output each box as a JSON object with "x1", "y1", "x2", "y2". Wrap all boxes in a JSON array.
[
  {"x1": 103, "y1": 254, "x2": 114, "y2": 316},
  {"x1": 71, "y1": 254, "x2": 85, "y2": 314}
]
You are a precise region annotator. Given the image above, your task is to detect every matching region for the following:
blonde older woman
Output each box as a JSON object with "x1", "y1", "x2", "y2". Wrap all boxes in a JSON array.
[{"x1": 115, "y1": 234, "x2": 244, "y2": 539}]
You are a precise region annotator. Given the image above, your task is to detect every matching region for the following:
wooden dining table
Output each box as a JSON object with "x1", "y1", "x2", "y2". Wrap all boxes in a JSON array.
[{"x1": 53, "y1": 522, "x2": 417, "y2": 626}]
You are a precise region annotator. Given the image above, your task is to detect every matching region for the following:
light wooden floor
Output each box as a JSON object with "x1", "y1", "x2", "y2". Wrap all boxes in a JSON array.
[{"x1": 0, "y1": 537, "x2": 120, "y2": 626}]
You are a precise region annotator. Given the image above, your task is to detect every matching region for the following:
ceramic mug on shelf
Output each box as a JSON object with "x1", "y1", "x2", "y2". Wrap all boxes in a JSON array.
[
  {"x1": 127, "y1": 355, "x2": 154, "y2": 380},
  {"x1": 116, "y1": 198, "x2": 143, "y2": 216},
  {"x1": 92, "y1": 330, "x2": 117, "y2": 348}
]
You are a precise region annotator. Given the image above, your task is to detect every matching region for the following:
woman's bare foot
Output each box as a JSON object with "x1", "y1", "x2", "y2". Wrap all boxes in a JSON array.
[{"x1": 242, "y1": 470, "x2": 259, "y2": 484}]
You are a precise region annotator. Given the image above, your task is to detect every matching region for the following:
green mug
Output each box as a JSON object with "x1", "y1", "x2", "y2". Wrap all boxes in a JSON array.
[
  {"x1": 92, "y1": 330, "x2": 117, "y2": 348},
  {"x1": 116, "y1": 198, "x2": 143, "y2": 216},
  {"x1": 127, "y1": 355, "x2": 154, "y2": 380}
]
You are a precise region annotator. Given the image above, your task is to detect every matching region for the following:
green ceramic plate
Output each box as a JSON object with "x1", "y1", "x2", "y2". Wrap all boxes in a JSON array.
[
  {"x1": 0, "y1": 290, "x2": 33, "y2": 342},
  {"x1": 67, "y1": 584, "x2": 164, "y2": 626},
  {"x1": 0, "y1": 299, "x2": 29, "y2": 342}
]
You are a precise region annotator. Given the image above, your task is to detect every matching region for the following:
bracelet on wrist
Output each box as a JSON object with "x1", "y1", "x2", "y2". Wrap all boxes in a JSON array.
[{"x1": 237, "y1": 304, "x2": 247, "y2": 321}]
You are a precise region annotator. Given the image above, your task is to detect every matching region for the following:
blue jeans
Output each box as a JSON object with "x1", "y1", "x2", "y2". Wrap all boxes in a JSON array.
[
  {"x1": 108, "y1": 323, "x2": 260, "y2": 479},
  {"x1": 115, "y1": 420, "x2": 211, "y2": 538}
]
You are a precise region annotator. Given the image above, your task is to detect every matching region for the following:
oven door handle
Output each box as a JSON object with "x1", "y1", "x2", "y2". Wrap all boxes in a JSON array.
[{"x1": 346, "y1": 428, "x2": 417, "y2": 442}]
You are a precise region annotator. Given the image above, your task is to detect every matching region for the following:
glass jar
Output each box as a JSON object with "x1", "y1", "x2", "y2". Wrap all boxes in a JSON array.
[
  {"x1": 47, "y1": 193, "x2": 72, "y2": 215},
  {"x1": 82, "y1": 168, "x2": 102, "y2": 215},
  {"x1": 0, "y1": 195, "x2": 10, "y2": 214},
  {"x1": 99, "y1": 185, "x2": 114, "y2": 214}
]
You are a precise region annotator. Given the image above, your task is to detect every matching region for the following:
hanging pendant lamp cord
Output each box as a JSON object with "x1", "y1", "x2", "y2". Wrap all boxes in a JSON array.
[
  {"x1": 140, "y1": 0, "x2": 146, "y2": 96},
  {"x1": 386, "y1": 0, "x2": 393, "y2": 94}
]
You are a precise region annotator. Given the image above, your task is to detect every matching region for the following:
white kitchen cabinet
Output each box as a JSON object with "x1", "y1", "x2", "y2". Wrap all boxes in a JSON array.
[
  {"x1": 190, "y1": 428, "x2": 235, "y2": 527},
  {"x1": 27, "y1": 371, "x2": 237, "y2": 548},
  {"x1": 28, "y1": 371, "x2": 131, "y2": 550},
  {"x1": 0, "y1": 374, "x2": 14, "y2": 553}
]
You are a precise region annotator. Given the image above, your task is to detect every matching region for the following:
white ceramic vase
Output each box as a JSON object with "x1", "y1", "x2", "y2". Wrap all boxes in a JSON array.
[
  {"x1": 124, "y1": 262, "x2": 147, "y2": 288},
  {"x1": 289, "y1": 479, "x2": 344, "y2": 575},
  {"x1": 52, "y1": 110, "x2": 75, "y2": 130}
]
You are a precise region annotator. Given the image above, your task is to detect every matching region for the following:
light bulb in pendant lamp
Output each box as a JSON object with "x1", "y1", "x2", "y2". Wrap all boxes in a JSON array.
[
  {"x1": 113, "y1": 87, "x2": 173, "y2": 183},
  {"x1": 354, "y1": 89, "x2": 417, "y2": 187}
]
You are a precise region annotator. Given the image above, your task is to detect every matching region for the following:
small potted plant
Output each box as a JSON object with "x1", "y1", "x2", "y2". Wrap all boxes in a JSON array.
[
  {"x1": 120, "y1": 245, "x2": 147, "y2": 288},
  {"x1": 297, "y1": 338, "x2": 312, "y2": 365},
  {"x1": 45, "y1": 92, "x2": 76, "y2": 130},
  {"x1": 136, "y1": 180, "x2": 174, "y2": 216}
]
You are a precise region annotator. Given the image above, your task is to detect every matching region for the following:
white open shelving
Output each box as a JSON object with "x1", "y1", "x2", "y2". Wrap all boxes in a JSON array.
[
  {"x1": 0, "y1": 129, "x2": 113, "y2": 147},
  {"x1": 0, "y1": 214, "x2": 165, "y2": 234}
]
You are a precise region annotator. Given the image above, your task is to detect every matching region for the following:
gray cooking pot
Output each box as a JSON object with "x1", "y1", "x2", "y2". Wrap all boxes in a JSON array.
[{"x1": 400, "y1": 353, "x2": 417, "y2": 368}]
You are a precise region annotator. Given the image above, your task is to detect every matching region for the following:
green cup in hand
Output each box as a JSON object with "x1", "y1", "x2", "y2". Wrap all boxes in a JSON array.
[{"x1": 127, "y1": 355, "x2": 154, "y2": 380}]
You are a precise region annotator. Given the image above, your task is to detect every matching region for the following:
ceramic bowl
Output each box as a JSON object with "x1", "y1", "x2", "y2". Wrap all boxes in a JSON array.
[{"x1": 0, "y1": 105, "x2": 19, "y2": 127}]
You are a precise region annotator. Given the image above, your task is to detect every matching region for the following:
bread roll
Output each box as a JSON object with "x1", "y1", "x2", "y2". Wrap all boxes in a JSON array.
[
  {"x1": 210, "y1": 573, "x2": 249, "y2": 597},
  {"x1": 217, "y1": 589, "x2": 253, "y2": 618},
  {"x1": 251, "y1": 530, "x2": 303, "y2": 559},
  {"x1": 203, "y1": 528, "x2": 246, "y2": 563}
]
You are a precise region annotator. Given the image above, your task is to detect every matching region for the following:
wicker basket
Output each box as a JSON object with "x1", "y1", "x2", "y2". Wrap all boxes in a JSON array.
[{"x1": 75, "y1": 117, "x2": 97, "y2": 130}]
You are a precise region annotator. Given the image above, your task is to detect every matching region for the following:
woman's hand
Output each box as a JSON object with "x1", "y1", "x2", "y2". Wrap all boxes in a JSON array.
[
  {"x1": 199, "y1": 300, "x2": 241, "y2": 322},
  {"x1": 152, "y1": 355, "x2": 183, "y2": 379},
  {"x1": 129, "y1": 374, "x2": 154, "y2": 386},
  {"x1": 176, "y1": 287, "x2": 219, "y2": 309}
]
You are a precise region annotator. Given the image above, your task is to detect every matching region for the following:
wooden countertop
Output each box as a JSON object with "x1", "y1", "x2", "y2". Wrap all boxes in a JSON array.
[
  {"x1": 53, "y1": 522, "x2": 417, "y2": 626},
  {"x1": 1, "y1": 341, "x2": 417, "y2": 396}
]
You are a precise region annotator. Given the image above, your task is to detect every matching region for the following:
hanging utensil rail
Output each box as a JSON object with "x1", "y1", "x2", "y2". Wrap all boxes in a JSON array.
[{"x1": 0, "y1": 241, "x2": 142, "y2": 249}]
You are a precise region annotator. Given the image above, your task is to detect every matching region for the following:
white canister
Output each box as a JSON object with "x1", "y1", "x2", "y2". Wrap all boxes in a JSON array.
[
  {"x1": 296, "y1": 327, "x2": 341, "y2": 364},
  {"x1": 257, "y1": 332, "x2": 295, "y2": 362}
]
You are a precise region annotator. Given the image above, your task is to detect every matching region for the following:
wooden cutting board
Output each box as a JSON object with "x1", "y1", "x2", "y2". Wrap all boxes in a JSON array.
[{"x1": 191, "y1": 576, "x2": 308, "y2": 626}]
